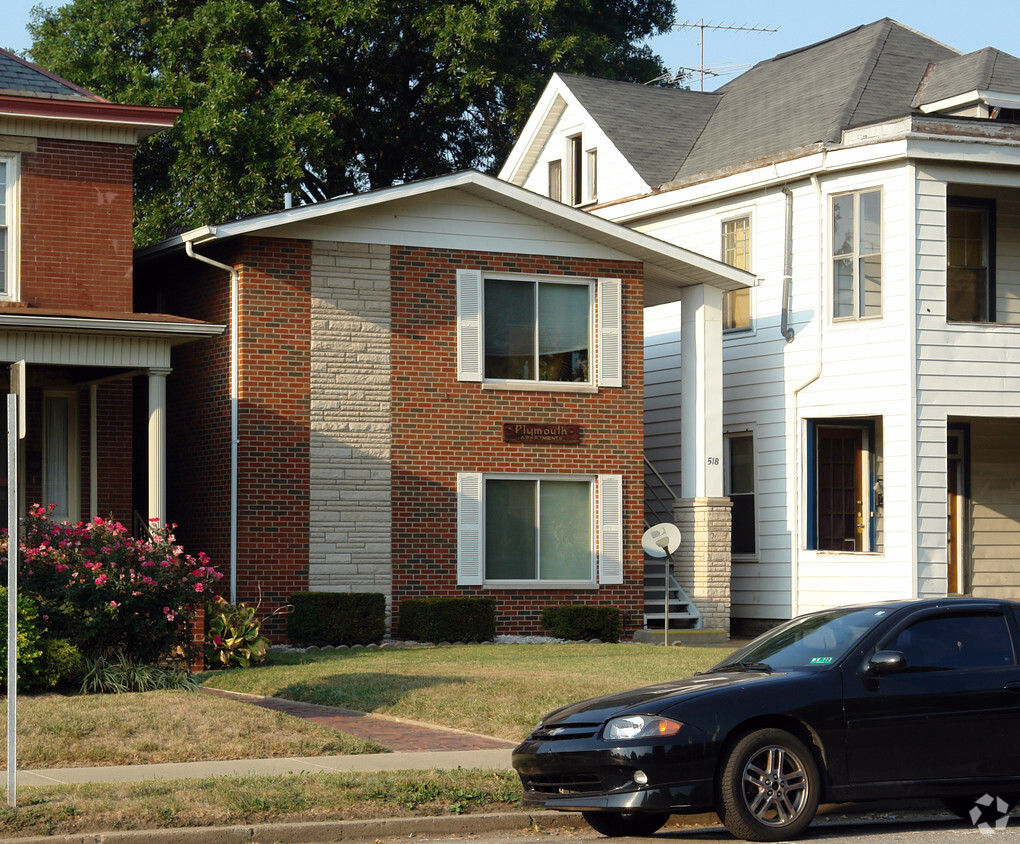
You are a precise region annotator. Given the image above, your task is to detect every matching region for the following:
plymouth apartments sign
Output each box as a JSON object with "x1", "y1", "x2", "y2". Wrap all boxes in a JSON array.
[{"x1": 503, "y1": 422, "x2": 581, "y2": 445}]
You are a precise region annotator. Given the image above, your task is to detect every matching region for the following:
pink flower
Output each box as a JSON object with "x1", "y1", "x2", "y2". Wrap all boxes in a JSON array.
[
  {"x1": 94, "y1": 574, "x2": 107, "y2": 586},
  {"x1": 109, "y1": 601, "x2": 119, "y2": 608},
  {"x1": 194, "y1": 583, "x2": 204, "y2": 593}
]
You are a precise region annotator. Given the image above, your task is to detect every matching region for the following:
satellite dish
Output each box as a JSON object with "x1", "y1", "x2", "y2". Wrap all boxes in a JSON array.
[{"x1": 642, "y1": 523, "x2": 681, "y2": 557}]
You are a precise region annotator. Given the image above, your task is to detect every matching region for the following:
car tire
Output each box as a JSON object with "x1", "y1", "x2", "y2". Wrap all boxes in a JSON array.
[
  {"x1": 580, "y1": 810, "x2": 671, "y2": 837},
  {"x1": 717, "y1": 727, "x2": 820, "y2": 842}
]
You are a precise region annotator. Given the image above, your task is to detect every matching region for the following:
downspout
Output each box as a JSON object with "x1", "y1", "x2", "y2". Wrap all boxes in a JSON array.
[
  {"x1": 185, "y1": 241, "x2": 239, "y2": 605},
  {"x1": 789, "y1": 157, "x2": 827, "y2": 617},
  {"x1": 780, "y1": 186, "x2": 795, "y2": 343}
]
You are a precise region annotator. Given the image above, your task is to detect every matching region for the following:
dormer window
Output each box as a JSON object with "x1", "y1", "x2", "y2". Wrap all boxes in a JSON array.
[{"x1": 548, "y1": 160, "x2": 562, "y2": 202}]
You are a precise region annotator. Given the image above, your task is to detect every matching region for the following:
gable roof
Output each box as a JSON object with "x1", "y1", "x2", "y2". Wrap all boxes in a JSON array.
[{"x1": 138, "y1": 170, "x2": 753, "y2": 305}]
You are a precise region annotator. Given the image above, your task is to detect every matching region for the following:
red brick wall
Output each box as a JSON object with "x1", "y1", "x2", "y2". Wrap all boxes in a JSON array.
[
  {"x1": 150, "y1": 238, "x2": 310, "y2": 637},
  {"x1": 20, "y1": 138, "x2": 135, "y2": 311},
  {"x1": 389, "y1": 248, "x2": 646, "y2": 636}
]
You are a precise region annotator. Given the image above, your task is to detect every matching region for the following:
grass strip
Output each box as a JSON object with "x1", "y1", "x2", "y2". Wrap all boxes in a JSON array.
[{"x1": 0, "y1": 769, "x2": 521, "y2": 838}]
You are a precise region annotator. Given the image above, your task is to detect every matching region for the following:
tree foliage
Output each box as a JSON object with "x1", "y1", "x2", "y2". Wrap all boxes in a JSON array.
[{"x1": 28, "y1": 0, "x2": 678, "y2": 245}]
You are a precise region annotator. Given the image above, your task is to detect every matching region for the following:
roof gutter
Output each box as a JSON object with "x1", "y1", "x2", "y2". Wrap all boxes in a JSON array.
[{"x1": 185, "y1": 240, "x2": 239, "y2": 605}]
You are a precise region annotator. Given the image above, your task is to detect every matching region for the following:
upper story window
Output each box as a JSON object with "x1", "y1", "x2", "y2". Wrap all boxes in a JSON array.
[
  {"x1": 548, "y1": 160, "x2": 562, "y2": 202},
  {"x1": 721, "y1": 215, "x2": 751, "y2": 330},
  {"x1": 947, "y1": 198, "x2": 994, "y2": 322},
  {"x1": 456, "y1": 270, "x2": 622, "y2": 389},
  {"x1": 569, "y1": 135, "x2": 583, "y2": 205},
  {"x1": 0, "y1": 156, "x2": 14, "y2": 299},
  {"x1": 586, "y1": 148, "x2": 598, "y2": 204},
  {"x1": 832, "y1": 189, "x2": 882, "y2": 321},
  {"x1": 485, "y1": 277, "x2": 590, "y2": 383}
]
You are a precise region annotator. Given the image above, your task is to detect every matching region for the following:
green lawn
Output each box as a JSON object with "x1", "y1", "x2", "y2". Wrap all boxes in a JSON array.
[{"x1": 199, "y1": 642, "x2": 730, "y2": 741}]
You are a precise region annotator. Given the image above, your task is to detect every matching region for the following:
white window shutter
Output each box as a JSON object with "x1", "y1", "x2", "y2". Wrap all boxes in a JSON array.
[
  {"x1": 457, "y1": 472, "x2": 484, "y2": 585},
  {"x1": 456, "y1": 269, "x2": 484, "y2": 381},
  {"x1": 597, "y1": 277, "x2": 622, "y2": 387},
  {"x1": 598, "y1": 474, "x2": 624, "y2": 585}
]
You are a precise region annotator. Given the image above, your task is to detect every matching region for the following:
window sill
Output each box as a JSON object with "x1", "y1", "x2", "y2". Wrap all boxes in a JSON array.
[
  {"x1": 483, "y1": 580, "x2": 598, "y2": 590},
  {"x1": 481, "y1": 381, "x2": 597, "y2": 394}
]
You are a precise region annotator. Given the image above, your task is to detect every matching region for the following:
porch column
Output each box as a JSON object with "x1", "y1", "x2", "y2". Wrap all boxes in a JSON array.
[
  {"x1": 147, "y1": 367, "x2": 171, "y2": 527},
  {"x1": 677, "y1": 284, "x2": 731, "y2": 632}
]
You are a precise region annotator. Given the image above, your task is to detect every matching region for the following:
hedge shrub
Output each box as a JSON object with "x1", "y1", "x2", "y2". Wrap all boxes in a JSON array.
[
  {"x1": 540, "y1": 605, "x2": 622, "y2": 643},
  {"x1": 287, "y1": 592, "x2": 386, "y2": 646},
  {"x1": 0, "y1": 587, "x2": 84, "y2": 690},
  {"x1": 397, "y1": 597, "x2": 495, "y2": 643}
]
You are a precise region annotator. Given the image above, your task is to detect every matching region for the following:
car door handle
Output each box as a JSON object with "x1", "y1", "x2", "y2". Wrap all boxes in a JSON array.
[{"x1": 1004, "y1": 682, "x2": 1020, "y2": 691}]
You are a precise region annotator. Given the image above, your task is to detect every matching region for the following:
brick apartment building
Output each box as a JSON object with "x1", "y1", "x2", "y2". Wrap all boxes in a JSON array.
[
  {"x1": 0, "y1": 49, "x2": 220, "y2": 532},
  {"x1": 136, "y1": 171, "x2": 749, "y2": 637}
]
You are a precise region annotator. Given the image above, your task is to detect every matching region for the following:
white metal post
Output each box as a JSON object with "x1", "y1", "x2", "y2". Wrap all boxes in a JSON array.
[{"x1": 7, "y1": 393, "x2": 18, "y2": 807}]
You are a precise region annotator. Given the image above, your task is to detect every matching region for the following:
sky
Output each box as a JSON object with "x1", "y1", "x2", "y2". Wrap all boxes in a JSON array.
[{"x1": 3, "y1": 0, "x2": 1019, "y2": 91}]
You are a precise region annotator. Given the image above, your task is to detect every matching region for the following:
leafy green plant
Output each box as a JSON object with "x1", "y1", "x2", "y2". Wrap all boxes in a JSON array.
[
  {"x1": 205, "y1": 596, "x2": 269, "y2": 669},
  {"x1": 80, "y1": 654, "x2": 199, "y2": 694},
  {"x1": 540, "y1": 605, "x2": 622, "y2": 643}
]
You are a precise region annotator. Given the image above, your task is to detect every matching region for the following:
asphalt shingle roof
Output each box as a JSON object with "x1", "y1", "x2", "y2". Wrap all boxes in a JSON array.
[
  {"x1": 556, "y1": 18, "x2": 998, "y2": 190},
  {"x1": 558, "y1": 75, "x2": 720, "y2": 188},
  {"x1": 0, "y1": 48, "x2": 96, "y2": 100},
  {"x1": 918, "y1": 47, "x2": 1020, "y2": 105}
]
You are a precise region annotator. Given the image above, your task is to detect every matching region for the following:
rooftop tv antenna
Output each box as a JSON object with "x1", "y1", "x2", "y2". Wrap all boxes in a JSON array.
[{"x1": 672, "y1": 19, "x2": 778, "y2": 90}]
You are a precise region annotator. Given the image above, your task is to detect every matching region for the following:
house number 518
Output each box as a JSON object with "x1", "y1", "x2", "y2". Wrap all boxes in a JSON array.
[{"x1": 707, "y1": 457, "x2": 720, "y2": 465}]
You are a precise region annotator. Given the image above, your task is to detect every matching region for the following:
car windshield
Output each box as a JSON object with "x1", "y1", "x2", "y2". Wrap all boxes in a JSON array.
[{"x1": 710, "y1": 606, "x2": 888, "y2": 671}]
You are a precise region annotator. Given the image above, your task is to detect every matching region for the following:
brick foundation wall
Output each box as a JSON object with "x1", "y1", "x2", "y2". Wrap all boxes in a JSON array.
[
  {"x1": 20, "y1": 138, "x2": 135, "y2": 311},
  {"x1": 389, "y1": 247, "x2": 646, "y2": 636}
]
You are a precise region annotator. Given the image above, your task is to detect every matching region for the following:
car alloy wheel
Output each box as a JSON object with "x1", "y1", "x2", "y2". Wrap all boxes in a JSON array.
[
  {"x1": 581, "y1": 810, "x2": 671, "y2": 837},
  {"x1": 718, "y1": 728, "x2": 820, "y2": 841}
]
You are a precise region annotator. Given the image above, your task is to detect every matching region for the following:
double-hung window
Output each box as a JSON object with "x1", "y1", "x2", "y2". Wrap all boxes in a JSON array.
[
  {"x1": 457, "y1": 270, "x2": 622, "y2": 389},
  {"x1": 0, "y1": 156, "x2": 14, "y2": 299},
  {"x1": 947, "y1": 198, "x2": 994, "y2": 322},
  {"x1": 457, "y1": 473, "x2": 623, "y2": 586},
  {"x1": 722, "y1": 215, "x2": 751, "y2": 330},
  {"x1": 832, "y1": 189, "x2": 882, "y2": 320},
  {"x1": 726, "y1": 433, "x2": 755, "y2": 556}
]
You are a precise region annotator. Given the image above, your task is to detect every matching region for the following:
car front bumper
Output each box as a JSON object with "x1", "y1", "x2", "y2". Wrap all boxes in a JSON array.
[{"x1": 513, "y1": 735, "x2": 716, "y2": 814}]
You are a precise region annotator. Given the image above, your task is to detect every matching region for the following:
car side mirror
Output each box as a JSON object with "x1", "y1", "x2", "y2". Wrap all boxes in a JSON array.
[{"x1": 868, "y1": 650, "x2": 907, "y2": 674}]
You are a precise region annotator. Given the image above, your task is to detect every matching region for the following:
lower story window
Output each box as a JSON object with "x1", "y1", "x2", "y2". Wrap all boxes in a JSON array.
[
  {"x1": 485, "y1": 478, "x2": 592, "y2": 581},
  {"x1": 726, "y1": 434, "x2": 755, "y2": 556},
  {"x1": 457, "y1": 473, "x2": 623, "y2": 586},
  {"x1": 807, "y1": 419, "x2": 883, "y2": 553}
]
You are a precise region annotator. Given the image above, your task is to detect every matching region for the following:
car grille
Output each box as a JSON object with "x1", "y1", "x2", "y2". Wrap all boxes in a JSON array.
[
  {"x1": 522, "y1": 773, "x2": 604, "y2": 794},
  {"x1": 529, "y1": 723, "x2": 601, "y2": 741}
]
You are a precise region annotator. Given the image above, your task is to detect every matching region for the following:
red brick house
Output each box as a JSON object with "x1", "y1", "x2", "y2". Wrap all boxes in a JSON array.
[
  {"x1": 0, "y1": 49, "x2": 221, "y2": 531},
  {"x1": 135, "y1": 171, "x2": 749, "y2": 637}
]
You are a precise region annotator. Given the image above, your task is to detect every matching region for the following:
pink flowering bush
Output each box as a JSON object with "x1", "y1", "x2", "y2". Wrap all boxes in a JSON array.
[{"x1": 0, "y1": 505, "x2": 223, "y2": 666}]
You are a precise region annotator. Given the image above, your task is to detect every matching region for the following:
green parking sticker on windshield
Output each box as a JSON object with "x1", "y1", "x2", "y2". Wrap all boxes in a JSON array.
[{"x1": 810, "y1": 657, "x2": 834, "y2": 664}]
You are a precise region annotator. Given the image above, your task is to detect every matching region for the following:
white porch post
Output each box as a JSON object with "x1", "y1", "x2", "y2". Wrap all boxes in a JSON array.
[
  {"x1": 680, "y1": 283, "x2": 724, "y2": 497},
  {"x1": 147, "y1": 367, "x2": 171, "y2": 527},
  {"x1": 675, "y1": 283, "x2": 731, "y2": 632}
]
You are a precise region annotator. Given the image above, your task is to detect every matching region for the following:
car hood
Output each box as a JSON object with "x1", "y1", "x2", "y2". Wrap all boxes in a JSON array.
[{"x1": 539, "y1": 671, "x2": 778, "y2": 727}]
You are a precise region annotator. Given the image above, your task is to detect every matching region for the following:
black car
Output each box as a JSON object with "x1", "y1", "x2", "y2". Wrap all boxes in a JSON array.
[{"x1": 513, "y1": 597, "x2": 1020, "y2": 841}]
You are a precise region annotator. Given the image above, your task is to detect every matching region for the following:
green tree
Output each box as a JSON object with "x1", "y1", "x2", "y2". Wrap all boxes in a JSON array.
[{"x1": 28, "y1": 0, "x2": 678, "y2": 245}]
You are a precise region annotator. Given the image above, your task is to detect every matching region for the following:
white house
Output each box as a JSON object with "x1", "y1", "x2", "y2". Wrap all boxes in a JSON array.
[{"x1": 501, "y1": 18, "x2": 1020, "y2": 634}]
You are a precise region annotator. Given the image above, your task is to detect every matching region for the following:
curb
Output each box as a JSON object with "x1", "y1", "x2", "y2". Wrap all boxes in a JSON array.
[{"x1": 1, "y1": 809, "x2": 720, "y2": 844}]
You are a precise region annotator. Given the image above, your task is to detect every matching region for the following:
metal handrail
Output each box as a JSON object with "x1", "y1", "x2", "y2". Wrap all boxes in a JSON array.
[{"x1": 643, "y1": 457, "x2": 679, "y2": 528}]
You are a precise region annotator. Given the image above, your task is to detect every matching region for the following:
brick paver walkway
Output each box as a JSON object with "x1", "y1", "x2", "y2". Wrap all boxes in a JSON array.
[{"x1": 202, "y1": 688, "x2": 516, "y2": 753}]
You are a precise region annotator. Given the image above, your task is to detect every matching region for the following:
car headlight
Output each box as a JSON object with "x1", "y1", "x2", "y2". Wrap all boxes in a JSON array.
[{"x1": 604, "y1": 715, "x2": 683, "y2": 740}]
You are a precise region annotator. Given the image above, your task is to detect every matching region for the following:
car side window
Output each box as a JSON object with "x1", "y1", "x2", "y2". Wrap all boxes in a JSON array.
[{"x1": 887, "y1": 612, "x2": 1015, "y2": 670}]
